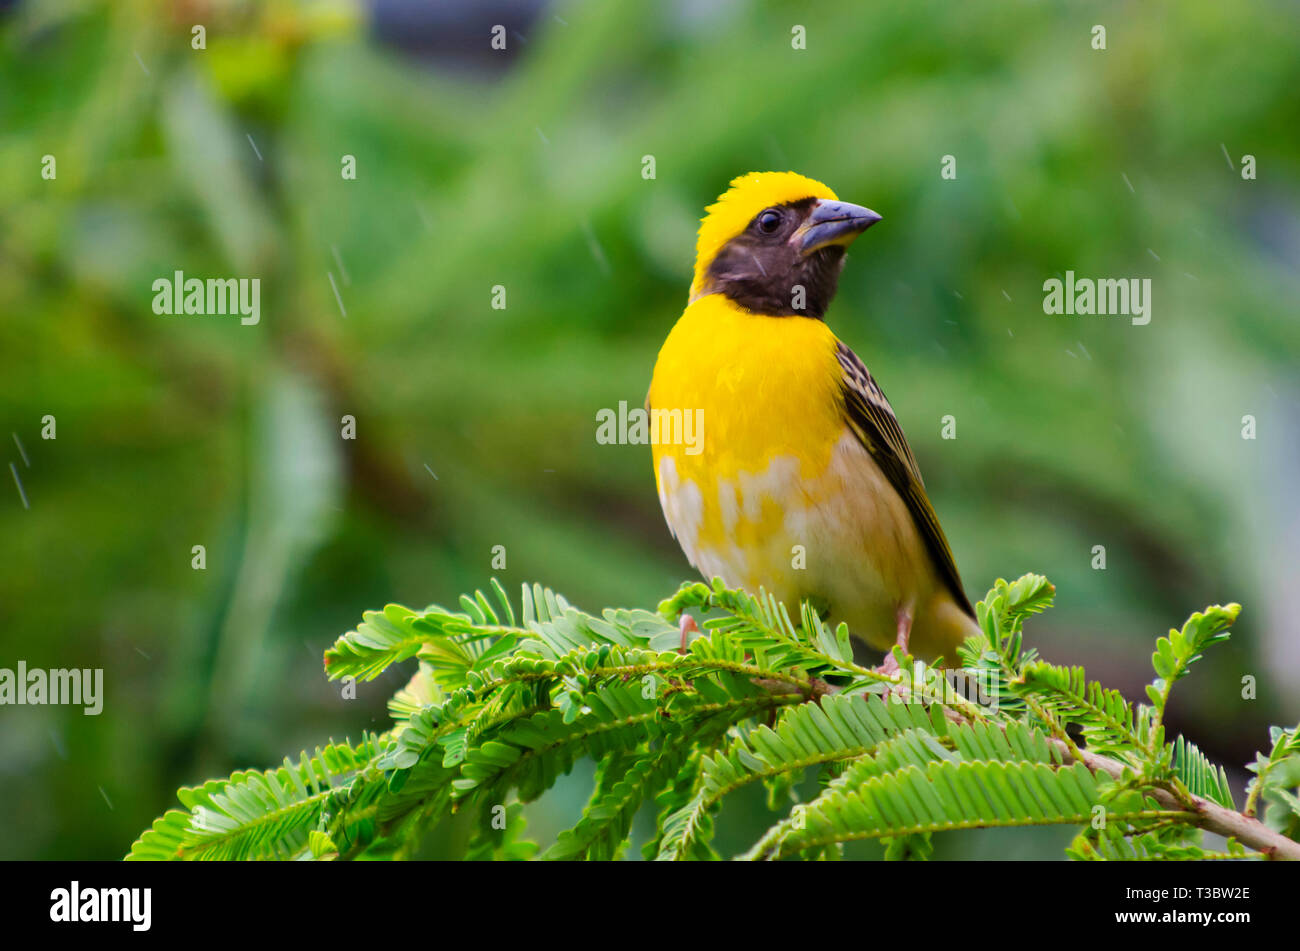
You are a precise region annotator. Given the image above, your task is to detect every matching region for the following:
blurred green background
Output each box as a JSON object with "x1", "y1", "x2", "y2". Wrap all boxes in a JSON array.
[{"x1": 2, "y1": 0, "x2": 1298, "y2": 860}]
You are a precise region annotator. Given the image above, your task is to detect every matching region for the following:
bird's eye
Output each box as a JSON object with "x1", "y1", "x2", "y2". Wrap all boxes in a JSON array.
[{"x1": 756, "y1": 209, "x2": 782, "y2": 233}]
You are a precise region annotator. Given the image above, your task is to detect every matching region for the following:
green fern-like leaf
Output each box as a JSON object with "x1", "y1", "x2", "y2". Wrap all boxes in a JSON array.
[
  {"x1": 1172, "y1": 734, "x2": 1235, "y2": 809},
  {"x1": 1069, "y1": 829, "x2": 1258, "y2": 861},
  {"x1": 1015, "y1": 661, "x2": 1150, "y2": 758},
  {"x1": 750, "y1": 760, "x2": 1111, "y2": 860},
  {"x1": 131, "y1": 573, "x2": 1283, "y2": 864},
  {"x1": 1146, "y1": 604, "x2": 1239, "y2": 715},
  {"x1": 126, "y1": 738, "x2": 379, "y2": 861},
  {"x1": 656, "y1": 697, "x2": 945, "y2": 860}
]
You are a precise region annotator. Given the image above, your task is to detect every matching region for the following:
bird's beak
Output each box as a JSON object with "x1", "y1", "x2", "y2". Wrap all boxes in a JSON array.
[{"x1": 796, "y1": 199, "x2": 882, "y2": 255}]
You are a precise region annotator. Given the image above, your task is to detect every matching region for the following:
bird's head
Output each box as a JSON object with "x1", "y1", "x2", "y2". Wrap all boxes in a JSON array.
[{"x1": 689, "y1": 171, "x2": 881, "y2": 319}]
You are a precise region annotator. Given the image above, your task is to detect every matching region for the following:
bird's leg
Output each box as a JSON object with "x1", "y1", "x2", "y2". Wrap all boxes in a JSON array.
[
  {"x1": 877, "y1": 607, "x2": 913, "y2": 676},
  {"x1": 678, "y1": 614, "x2": 700, "y2": 653}
]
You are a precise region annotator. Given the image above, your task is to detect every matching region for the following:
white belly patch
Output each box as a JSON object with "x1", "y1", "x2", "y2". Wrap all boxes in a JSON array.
[{"x1": 657, "y1": 430, "x2": 938, "y2": 648}]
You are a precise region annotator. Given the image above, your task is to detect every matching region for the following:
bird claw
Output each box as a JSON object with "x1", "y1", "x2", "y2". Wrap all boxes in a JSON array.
[
  {"x1": 678, "y1": 614, "x2": 700, "y2": 653},
  {"x1": 871, "y1": 607, "x2": 913, "y2": 678}
]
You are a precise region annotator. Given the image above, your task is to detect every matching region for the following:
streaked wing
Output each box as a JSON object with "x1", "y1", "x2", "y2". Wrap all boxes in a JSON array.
[{"x1": 835, "y1": 340, "x2": 974, "y2": 618}]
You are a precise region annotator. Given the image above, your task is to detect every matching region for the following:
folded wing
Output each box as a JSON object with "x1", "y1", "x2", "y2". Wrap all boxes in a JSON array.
[{"x1": 835, "y1": 340, "x2": 975, "y2": 619}]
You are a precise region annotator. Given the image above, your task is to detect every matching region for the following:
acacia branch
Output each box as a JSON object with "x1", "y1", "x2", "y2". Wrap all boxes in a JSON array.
[
  {"x1": 1052, "y1": 740, "x2": 1300, "y2": 861},
  {"x1": 757, "y1": 672, "x2": 1300, "y2": 860}
]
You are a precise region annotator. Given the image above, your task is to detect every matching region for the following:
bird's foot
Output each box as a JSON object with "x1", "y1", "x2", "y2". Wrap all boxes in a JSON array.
[
  {"x1": 876, "y1": 651, "x2": 902, "y2": 677},
  {"x1": 872, "y1": 607, "x2": 913, "y2": 678},
  {"x1": 678, "y1": 614, "x2": 700, "y2": 653}
]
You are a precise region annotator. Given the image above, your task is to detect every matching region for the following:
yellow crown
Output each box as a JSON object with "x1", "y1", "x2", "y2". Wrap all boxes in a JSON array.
[{"x1": 690, "y1": 171, "x2": 839, "y2": 295}]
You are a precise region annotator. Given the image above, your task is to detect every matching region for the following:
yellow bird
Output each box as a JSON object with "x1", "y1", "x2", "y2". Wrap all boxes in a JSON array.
[{"x1": 649, "y1": 171, "x2": 977, "y2": 668}]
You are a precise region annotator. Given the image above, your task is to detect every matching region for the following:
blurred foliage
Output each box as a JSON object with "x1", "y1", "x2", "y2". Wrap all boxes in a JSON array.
[{"x1": 1, "y1": 0, "x2": 1298, "y2": 859}]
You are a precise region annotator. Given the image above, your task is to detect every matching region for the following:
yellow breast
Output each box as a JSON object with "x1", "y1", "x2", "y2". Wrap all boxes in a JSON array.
[
  {"x1": 648, "y1": 294, "x2": 845, "y2": 584},
  {"x1": 649, "y1": 294, "x2": 842, "y2": 484}
]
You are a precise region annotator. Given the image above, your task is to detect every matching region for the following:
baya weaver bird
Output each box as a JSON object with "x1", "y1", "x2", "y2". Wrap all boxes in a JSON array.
[{"x1": 649, "y1": 171, "x2": 977, "y2": 668}]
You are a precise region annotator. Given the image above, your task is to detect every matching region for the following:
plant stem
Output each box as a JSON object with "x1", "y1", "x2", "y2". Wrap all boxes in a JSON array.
[{"x1": 1053, "y1": 741, "x2": 1300, "y2": 860}]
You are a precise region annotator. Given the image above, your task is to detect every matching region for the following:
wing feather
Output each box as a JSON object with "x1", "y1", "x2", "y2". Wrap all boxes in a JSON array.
[{"x1": 835, "y1": 340, "x2": 974, "y2": 618}]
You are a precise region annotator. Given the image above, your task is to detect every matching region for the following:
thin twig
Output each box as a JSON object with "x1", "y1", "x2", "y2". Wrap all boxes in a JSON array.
[{"x1": 1051, "y1": 740, "x2": 1300, "y2": 860}]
